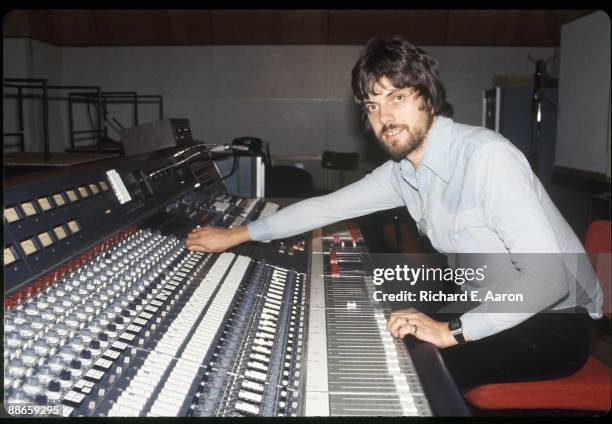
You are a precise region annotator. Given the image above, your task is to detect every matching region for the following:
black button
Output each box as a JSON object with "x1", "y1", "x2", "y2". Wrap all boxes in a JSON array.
[
  {"x1": 59, "y1": 370, "x2": 71, "y2": 381},
  {"x1": 35, "y1": 394, "x2": 48, "y2": 404},
  {"x1": 48, "y1": 381, "x2": 61, "y2": 392},
  {"x1": 80, "y1": 349, "x2": 92, "y2": 359},
  {"x1": 70, "y1": 359, "x2": 82, "y2": 369},
  {"x1": 90, "y1": 340, "x2": 101, "y2": 349}
]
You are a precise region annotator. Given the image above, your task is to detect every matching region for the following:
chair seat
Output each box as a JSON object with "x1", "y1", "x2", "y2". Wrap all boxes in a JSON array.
[{"x1": 464, "y1": 356, "x2": 611, "y2": 412}]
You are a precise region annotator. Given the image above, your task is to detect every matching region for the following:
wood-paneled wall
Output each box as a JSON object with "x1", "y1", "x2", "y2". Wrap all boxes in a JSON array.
[{"x1": 3, "y1": 9, "x2": 592, "y2": 47}]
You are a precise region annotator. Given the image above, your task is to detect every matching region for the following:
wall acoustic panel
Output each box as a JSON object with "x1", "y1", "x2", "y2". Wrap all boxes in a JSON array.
[{"x1": 554, "y1": 11, "x2": 611, "y2": 177}]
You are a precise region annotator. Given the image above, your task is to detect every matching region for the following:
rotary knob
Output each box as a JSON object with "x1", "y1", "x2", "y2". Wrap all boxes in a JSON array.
[
  {"x1": 8, "y1": 357, "x2": 26, "y2": 378},
  {"x1": 106, "y1": 323, "x2": 118, "y2": 338},
  {"x1": 22, "y1": 376, "x2": 42, "y2": 397},
  {"x1": 7, "y1": 388, "x2": 29, "y2": 404},
  {"x1": 24, "y1": 301, "x2": 40, "y2": 317},
  {"x1": 89, "y1": 340, "x2": 102, "y2": 356},
  {"x1": 79, "y1": 349, "x2": 93, "y2": 367},
  {"x1": 65, "y1": 313, "x2": 80, "y2": 330},
  {"x1": 75, "y1": 306, "x2": 88, "y2": 322},
  {"x1": 114, "y1": 315, "x2": 125, "y2": 327},
  {"x1": 98, "y1": 313, "x2": 111, "y2": 327},
  {"x1": 59, "y1": 346, "x2": 75, "y2": 363},
  {"x1": 37, "y1": 365, "x2": 54, "y2": 385},
  {"x1": 21, "y1": 347, "x2": 38, "y2": 367},
  {"x1": 80, "y1": 328, "x2": 93, "y2": 344},
  {"x1": 70, "y1": 336, "x2": 85, "y2": 353},
  {"x1": 40, "y1": 307, "x2": 55, "y2": 322},
  {"x1": 69, "y1": 359, "x2": 83, "y2": 378},
  {"x1": 46, "y1": 380, "x2": 62, "y2": 402},
  {"x1": 14, "y1": 310, "x2": 27, "y2": 325},
  {"x1": 3, "y1": 373, "x2": 13, "y2": 390},
  {"x1": 52, "y1": 303, "x2": 66, "y2": 316},
  {"x1": 45, "y1": 329, "x2": 61, "y2": 348},
  {"x1": 61, "y1": 297, "x2": 74, "y2": 309},
  {"x1": 31, "y1": 315, "x2": 44, "y2": 330},
  {"x1": 45, "y1": 292, "x2": 58, "y2": 305},
  {"x1": 55, "y1": 322, "x2": 69, "y2": 337},
  {"x1": 33, "y1": 339, "x2": 50, "y2": 356},
  {"x1": 89, "y1": 319, "x2": 102, "y2": 335},
  {"x1": 83, "y1": 300, "x2": 95, "y2": 315},
  {"x1": 58, "y1": 369, "x2": 73, "y2": 388},
  {"x1": 20, "y1": 322, "x2": 35, "y2": 339},
  {"x1": 4, "y1": 316, "x2": 16, "y2": 333}
]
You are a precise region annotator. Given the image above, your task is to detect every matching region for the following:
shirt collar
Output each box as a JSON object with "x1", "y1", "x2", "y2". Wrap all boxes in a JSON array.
[
  {"x1": 420, "y1": 115, "x2": 452, "y2": 183},
  {"x1": 397, "y1": 115, "x2": 453, "y2": 187}
]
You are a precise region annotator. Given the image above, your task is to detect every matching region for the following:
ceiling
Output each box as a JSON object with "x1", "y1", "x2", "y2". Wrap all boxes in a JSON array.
[{"x1": 3, "y1": 9, "x2": 594, "y2": 47}]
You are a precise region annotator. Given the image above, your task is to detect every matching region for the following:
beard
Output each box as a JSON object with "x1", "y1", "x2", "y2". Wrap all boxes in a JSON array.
[{"x1": 376, "y1": 113, "x2": 434, "y2": 161}]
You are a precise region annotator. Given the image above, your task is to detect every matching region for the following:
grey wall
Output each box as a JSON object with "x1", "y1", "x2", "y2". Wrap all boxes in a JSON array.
[
  {"x1": 4, "y1": 37, "x2": 555, "y2": 168},
  {"x1": 3, "y1": 38, "x2": 64, "y2": 153}
]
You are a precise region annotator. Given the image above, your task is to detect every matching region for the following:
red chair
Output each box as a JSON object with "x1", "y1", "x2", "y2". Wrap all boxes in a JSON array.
[
  {"x1": 463, "y1": 220, "x2": 612, "y2": 414},
  {"x1": 585, "y1": 220, "x2": 611, "y2": 319}
]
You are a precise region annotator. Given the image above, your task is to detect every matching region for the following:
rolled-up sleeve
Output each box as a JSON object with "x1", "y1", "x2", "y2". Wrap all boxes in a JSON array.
[{"x1": 247, "y1": 160, "x2": 404, "y2": 241}]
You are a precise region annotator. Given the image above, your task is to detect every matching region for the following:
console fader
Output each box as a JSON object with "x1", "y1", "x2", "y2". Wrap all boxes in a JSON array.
[{"x1": 4, "y1": 147, "x2": 468, "y2": 417}]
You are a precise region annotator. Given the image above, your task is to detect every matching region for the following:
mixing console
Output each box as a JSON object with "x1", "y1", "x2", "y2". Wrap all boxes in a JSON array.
[{"x1": 3, "y1": 146, "x2": 468, "y2": 417}]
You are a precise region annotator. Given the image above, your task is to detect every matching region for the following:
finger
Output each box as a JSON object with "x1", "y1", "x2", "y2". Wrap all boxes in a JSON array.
[
  {"x1": 185, "y1": 239, "x2": 205, "y2": 249},
  {"x1": 387, "y1": 314, "x2": 408, "y2": 330},
  {"x1": 387, "y1": 316, "x2": 403, "y2": 335},
  {"x1": 388, "y1": 316, "x2": 411, "y2": 338},
  {"x1": 187, "y1": 244, "x2": 209, "y2": 252},
  {"x1": 398, "y1": 324, "x2": 418, "y2": 339}
]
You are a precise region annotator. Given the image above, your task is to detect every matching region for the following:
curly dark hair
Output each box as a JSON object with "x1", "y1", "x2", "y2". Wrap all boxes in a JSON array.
[{"x1": 351, "y1": 36, "x2": 447, "y2": 125}]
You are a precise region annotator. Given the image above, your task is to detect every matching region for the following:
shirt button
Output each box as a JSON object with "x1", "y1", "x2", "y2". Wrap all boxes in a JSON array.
[{"x1": 454, "y1": 234, "x2": 460, "y2": 240}]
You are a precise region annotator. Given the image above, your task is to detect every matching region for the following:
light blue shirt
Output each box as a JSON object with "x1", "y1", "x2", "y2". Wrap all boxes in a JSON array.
[{"x1": 247, "y1": 116, "x2": 603, "y2": 340}]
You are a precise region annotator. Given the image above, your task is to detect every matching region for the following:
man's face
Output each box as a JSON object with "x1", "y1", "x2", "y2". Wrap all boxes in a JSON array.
[{"x1": 363, "y1": 78, "x2": 434, "y2": 161}]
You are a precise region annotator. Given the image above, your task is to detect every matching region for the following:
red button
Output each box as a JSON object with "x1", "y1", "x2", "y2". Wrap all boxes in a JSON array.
[{"x1": 4, "y1": 296, "x2": 14, "y2": 309}]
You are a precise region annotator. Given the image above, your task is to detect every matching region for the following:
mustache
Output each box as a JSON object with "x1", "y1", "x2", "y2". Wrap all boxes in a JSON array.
[{"x1": 379, "y1": 124, "x2": 408, "y2": 138}]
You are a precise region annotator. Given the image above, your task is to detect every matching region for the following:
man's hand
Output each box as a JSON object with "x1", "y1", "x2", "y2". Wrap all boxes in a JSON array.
[
  {"x1": 185, "y1": 225, "x2": 251, "y2": 253},
  {"x1": 387, "y1": 309, "x2": 463, "y2": 348}
]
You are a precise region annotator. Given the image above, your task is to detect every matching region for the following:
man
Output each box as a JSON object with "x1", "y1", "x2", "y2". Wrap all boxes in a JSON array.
[{"x1": 186, "y1": 37, "x2": 603, "y2": 393}]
